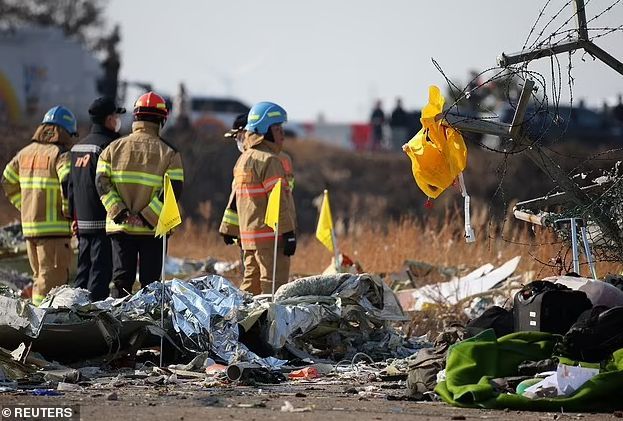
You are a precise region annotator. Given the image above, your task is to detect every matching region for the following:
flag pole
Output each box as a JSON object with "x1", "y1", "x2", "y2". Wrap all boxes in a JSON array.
[
  {"x1": 324, "y1": 190, "x2": 340, "y2": 272},
  {"x1": 155, "y1": 172, "x2": 182, "y2": 368},
  {"x1": 331, "y1": 227, "x2": 340, "y2": 272},
  {"x1": 271, "y1": 220, "x2": 279, "y2": 301},
  {"x1": 159, "y1": 174, "x2": 168, "y2": 368},
  {"x1": 265, "y1": 180, "x2": 282, "y2": 302},
  {"x1": 159, "y1": 232, "x2": 166, "y2": 368}
]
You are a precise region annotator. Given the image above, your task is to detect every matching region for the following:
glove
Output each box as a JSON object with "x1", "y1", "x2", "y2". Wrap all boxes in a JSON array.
[
  {"x1": 222, "y1": 234, "x2": 237, "y2": 245},
  {"x1": 113, "y1": 209, "x2": 129, "y2": 224},
  {"x1": 283, "y1": 231, "x2": 297, "y2": 256},
  {"x1": 127, "y1": 214, "x2": 146, "y2": 227},
  {"x1": 137, "y1": 213, "x2": 152, "y2": 228}
]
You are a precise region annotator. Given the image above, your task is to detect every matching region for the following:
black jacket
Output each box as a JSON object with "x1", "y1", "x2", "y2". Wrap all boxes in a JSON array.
[
  {"x1": 390, "y1": 106, "x2": 409, "y2": 128},
  {"x1": 68, "y1": 124, "x2": 120, "y2": 235}
]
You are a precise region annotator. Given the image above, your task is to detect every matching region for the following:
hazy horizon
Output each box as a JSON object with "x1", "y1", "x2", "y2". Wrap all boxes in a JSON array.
[{"x1": 108, "y1": 0, "x2": 623, "y2": 122}]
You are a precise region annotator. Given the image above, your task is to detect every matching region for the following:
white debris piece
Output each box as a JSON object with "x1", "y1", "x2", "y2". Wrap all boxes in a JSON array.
[
  {"x1": 396, "y1": 256, "x2": 521, "y2": 311},
  {"x1": 280, "y1": 400, "x2": 312, "y2": 412}
]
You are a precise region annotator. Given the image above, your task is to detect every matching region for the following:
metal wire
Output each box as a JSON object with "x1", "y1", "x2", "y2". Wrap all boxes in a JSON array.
[{"x1": 431, "y1": 0, "x2": 623, "y2": 270}]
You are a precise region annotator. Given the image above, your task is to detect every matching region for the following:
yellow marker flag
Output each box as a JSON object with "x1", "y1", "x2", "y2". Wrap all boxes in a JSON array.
[
  {"x1": 264, "y1": 179, "x2": 282, "y2": 230},
  {"x1": 155, "y1": 174, "x2": 181, "y2": 238},
  {"x1": 315, "y1": 190, "x2": 334, "y2": 252}
]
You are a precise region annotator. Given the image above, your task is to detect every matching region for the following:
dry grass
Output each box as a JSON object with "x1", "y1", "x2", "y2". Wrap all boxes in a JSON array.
[
  {"x1": 1, "y1": 125, "x2": 620, "y2": 282},
  {"x1": 169, "y1": 206, "x2": 623, "y2": 340},
  {"x1": 169, "y1": 205, "x2": 623, "y2": 284}
]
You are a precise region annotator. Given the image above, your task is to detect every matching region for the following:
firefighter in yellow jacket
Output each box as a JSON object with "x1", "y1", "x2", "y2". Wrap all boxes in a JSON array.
[
  {"x1": 220, "y1": 113, "x2": 295, "y2": 247},
  {"x1": 1, "y1": 106, "x2": 77, "y2": 305},
  {"x1": 227, "y1": 102, "x2": 296, "y2": 295},
  {"x1": 95, "y1": 92, "x2": 184, "y2": 297}
]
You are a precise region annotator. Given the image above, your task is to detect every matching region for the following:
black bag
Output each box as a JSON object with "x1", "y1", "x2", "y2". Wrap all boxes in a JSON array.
[
  {"x1": 466, "y1": 306, "x2": 514, "y2": 338},
  {"x1": 513, "y1": 280, "x2": 592, "y2": 334},
  {"x1": 557, "y1": 306, "x2": 623, "y2": 362}
]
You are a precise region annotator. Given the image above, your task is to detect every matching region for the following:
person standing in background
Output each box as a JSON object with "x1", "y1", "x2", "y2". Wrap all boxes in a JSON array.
[
  {"x1": 69, "y1": 97, "x2": 125, "y2": 300},
  {"x1": 390, "y1": 97, "x2": 409, "y2": 151},
  {"x1": 370, "y1": 100, "x2": 385, "y2": 150},
  {"x1": 233, "y1": 102, "x2": 297, "y2": 295},
  {"x1": 95, "y1": 92, "x2": 184, "y2": 297},
  {"x1": 2, "y1": 106, "x2": 76, "y2": 305}
]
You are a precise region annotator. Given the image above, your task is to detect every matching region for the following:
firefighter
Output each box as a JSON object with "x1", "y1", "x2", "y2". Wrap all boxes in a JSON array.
[
  {"x1": 219, "y1": 113, "x2": 296, "y2": 246},
  {"x1": 95, "y1": 92, "x2": 184, "y2": 297},
  {"x1": 2, "y1": 106, "x2": 77, "y2": 305},
  {"x1": 68, "y1": 97, "x2": 125, "y2": 300},
  {"x1": 232, "y1": 102, "x2": 296, "y2": 295}
]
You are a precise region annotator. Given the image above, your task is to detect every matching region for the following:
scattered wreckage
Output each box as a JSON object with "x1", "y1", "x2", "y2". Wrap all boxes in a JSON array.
[
  {"x1": 3, "y1": 224, "x2": 623, "y2": 412},
  {"x1": 0, "y1": 273, "x2": 422, "y2": 390}
]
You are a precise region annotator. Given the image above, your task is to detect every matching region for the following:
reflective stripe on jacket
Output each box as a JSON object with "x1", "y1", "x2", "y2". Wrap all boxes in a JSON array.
[
  {"x1": 219, "y1": 150, "x2": 295, "y2": 237},
  {"x1": 1, "y1": 124, "x2": 72, "y2": 237},
  {"x1": 233, "y1": 132, "x2": 296, "y2": 250},
  {"x1": 95, "y1": 121, "x2": 184, "y2": 236},
  {"x1": 219, "y1": 181, "x2": 240, "y2": 237}
]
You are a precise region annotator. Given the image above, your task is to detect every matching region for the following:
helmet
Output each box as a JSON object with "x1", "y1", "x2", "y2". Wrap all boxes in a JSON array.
[
  {"x1": 245, "y1": 102, "x2": 287, "y2": 135},
  {"x1": 232, "y1": 112, "x2": 249, "y2": 131},
  {"x1": 224, "y1": 112, "x2": 249, "y2": 139},
  {"x1": 42, "y1": 106, "x2": 77, "y2": 135},
  {"x1": 133, "y1": 92, "x2": 168, "y2": 120}
]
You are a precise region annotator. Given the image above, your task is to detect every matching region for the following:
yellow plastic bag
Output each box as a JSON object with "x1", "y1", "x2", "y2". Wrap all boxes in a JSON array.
[{"x1": 403, "y1": 86, "x2": 467, "y2": 199}]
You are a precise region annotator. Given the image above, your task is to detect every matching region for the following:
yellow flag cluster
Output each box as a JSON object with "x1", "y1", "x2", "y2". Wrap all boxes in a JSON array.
[
  {"x1": 402, "y1": 86, "x2": 467, "y2": 199},
  {"x1": 315, "y1": 190, "x2": 334, "y2": 252},
  {"x1": 155, "y1": 174, "x2": 181, "y2": 238},
  {"x1": 264, "y1": 179, "x2": 282, "y2": 230}
]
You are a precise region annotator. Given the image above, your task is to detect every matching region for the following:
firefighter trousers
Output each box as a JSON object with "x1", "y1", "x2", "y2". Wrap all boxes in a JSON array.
[
  {"x1": 27, "y1": 237, "x2": 72, "y2": 306},
  {"x1": 241, "y1": 248, "x2": 290, "y2": 295},
  {"x1": 110, "y1": 234, "x2": 163, "y2": 297},
  {"x1": 74, "y1": 232, "x2": 112, "y2": 301}
]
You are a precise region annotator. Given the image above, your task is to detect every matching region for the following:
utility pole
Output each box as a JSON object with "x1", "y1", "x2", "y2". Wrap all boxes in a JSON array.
[{"x1": 497, "y1": 0, "x2": 623, "y2": 76}]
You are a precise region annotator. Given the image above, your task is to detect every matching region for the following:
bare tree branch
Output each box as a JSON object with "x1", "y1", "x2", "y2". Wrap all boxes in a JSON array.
[{"x1": 0, "y1": 0, "x2": 107, "y2": 50}]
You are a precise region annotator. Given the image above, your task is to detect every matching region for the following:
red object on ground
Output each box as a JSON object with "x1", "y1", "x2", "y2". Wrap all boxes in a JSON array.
[
  {"x1": 205, "y1": 363, "x2": 228, "y2": 374},
  {"x1": 288, "y1": 366, "x2": 320, "y2": 380},
  {"x1": 21, "y1": 284, "x2": 33, "y2": 299}
]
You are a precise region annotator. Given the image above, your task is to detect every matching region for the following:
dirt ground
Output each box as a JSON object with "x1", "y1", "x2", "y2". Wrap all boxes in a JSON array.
[{"x1": 1, "y1": 380, "x2": 621, "y2": 421}]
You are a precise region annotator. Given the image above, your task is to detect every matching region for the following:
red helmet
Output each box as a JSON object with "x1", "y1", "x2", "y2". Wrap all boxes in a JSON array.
[{"x1": 133, "y1": 92, "x2": 168, "y2": 119}]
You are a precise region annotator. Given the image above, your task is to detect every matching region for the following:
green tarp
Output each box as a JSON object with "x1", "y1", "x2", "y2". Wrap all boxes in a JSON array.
[{"x1": 435, "y1": 330, "x2": 623, "y2": 411}]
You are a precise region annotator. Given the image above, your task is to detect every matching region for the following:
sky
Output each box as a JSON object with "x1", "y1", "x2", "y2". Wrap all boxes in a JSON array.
[{"x1": 107, "y1": 0, "x2": 623, "y2": 122}]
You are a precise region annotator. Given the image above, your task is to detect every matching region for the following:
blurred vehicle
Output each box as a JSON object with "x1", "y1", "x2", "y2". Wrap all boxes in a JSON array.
[
  {"x1": 498, "y1": 104, "x2": 623, "y2": 145},
  {"x1": 158, "y1": 95, "x2": 250, "y2": 136},
  {"x1": 167, "y1": 95, "x2": 307, "y2": 138},
  {"x1": 405, "y1": 110, "x2": 423, "y2": 141},
  {"x1": 189, "y1": 96, "x2": 249, "y2": 130}
]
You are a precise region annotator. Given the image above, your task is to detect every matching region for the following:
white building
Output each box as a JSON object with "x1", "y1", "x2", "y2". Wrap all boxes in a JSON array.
[{"x1": 0, "y1": 26, "x2": 101, "y2": 125}]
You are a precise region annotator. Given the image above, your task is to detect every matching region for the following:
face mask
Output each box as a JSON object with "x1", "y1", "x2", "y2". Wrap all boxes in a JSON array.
[
  {"x1": 114, "y1": 117, "x2": 122, "y2": 133},
  {"x1": 236, "y1": 139, "x2": 245, "y2": 153}
]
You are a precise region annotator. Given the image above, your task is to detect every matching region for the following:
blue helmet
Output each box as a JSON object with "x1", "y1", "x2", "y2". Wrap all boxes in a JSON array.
[
  {"x1": 245, "y1": 101, "x2": 287, "y2": 135},
  {"x1": 42, "y1": 106, "x2": 77, "y2": 135}
]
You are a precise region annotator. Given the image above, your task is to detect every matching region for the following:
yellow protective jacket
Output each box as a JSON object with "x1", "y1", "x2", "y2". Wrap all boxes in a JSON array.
[
  {"x1": 219, "y1": 150, "x2": 295, "y2": 238},
  {"x1": 219, "y1": 181, "x2": 239, "y2": 237},
  {"x1": 232, "y1": 133, "x2": 296, "y2": 250},
  {"x1": 95, "y1": 121, "x2": 184, "y2": 235},
  {"x1": 1, "y1": 124, "x2": 72, "y2": 237}
]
